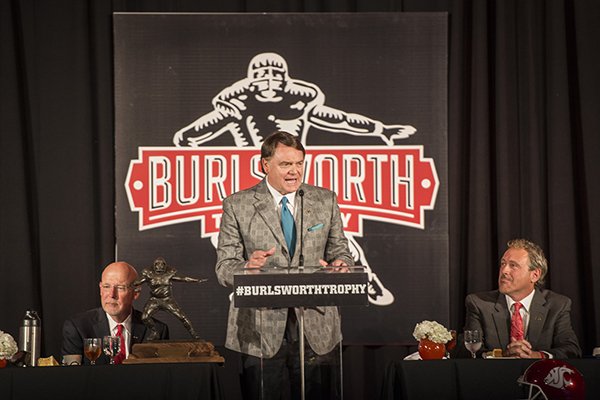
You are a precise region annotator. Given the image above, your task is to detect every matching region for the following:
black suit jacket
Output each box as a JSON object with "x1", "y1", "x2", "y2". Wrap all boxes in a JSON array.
[
  {"x1": 464, "y1": 289, "x2": 581, "y2": 359},
  {"x1": 61, "y1": 307, "x2": 169, "y2": 364}
]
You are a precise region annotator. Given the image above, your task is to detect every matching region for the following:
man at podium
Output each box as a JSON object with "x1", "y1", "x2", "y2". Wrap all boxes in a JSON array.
[{"x1": 216, "y1": 131, "x2": 354, "y2": 399}]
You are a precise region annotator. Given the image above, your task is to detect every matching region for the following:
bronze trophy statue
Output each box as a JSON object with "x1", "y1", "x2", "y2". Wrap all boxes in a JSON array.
[
  {"x1": 134, "y1": 257, "x2": 207, "y2": 341},
  {"x1": 124, "y1": 257, "x2": 222, "y2": 364}
]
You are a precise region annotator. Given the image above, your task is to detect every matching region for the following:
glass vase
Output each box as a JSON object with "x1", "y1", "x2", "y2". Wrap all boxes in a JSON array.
[{"x1": 418, "y1": 338, "x2": 446, "y2": 360}]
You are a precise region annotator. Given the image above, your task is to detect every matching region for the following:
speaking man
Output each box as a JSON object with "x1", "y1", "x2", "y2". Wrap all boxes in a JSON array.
[{"x1": 216, "y1": 131, "x2": 353, "y2": 399}]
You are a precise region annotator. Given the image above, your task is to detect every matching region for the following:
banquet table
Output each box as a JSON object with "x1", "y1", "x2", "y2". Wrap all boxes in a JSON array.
[
  {"x1": 379, "y1": 358, "x2": 600, "y2": 400},
  {"x1": 0, "y1": 362, "x2": 224, "y2": 400}
]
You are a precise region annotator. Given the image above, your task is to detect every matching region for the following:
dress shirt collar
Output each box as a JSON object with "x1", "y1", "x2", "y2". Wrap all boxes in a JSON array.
[
  {"x1": 105, "y1": 312, "x2": 133, "y2": 356},
  {"x1": 105, "y1": 312, "x2": 132, "y2": 335},
  {"x1": 505, "y1": 289, "x2": 535, "y2": 313},
  {"x1": 265, "y1": 179, "x2": 296, "y2": 211}
]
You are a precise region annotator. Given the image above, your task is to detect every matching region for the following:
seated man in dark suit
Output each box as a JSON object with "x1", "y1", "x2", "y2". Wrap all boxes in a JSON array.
[
  {"x1": 61, "y1": 261, "x2": 169, "y2": 364},
  {"x1": 465, "y1": 239, "x2": 581, "y2": 359}
]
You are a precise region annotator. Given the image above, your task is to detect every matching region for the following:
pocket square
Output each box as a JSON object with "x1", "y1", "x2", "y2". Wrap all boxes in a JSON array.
[{"x1": 308, "y1": 223, "x2": 324, "y2": 232}]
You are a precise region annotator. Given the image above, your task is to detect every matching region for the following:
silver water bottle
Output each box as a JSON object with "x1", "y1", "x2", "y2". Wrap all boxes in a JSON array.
[{"x1": 19, "y1": 310, "x2": 41, "y2": 366}]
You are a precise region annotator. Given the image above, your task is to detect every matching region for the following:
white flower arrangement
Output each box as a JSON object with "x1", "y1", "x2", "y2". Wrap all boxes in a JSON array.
[
  {"x1": 412, "y1": 320, "x2": 453, "y2": 344},
  {"x1": 0, "y1": 330, "x2": 18, "y2": 360}
]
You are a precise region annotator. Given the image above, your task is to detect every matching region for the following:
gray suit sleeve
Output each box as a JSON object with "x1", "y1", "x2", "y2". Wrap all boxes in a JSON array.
[
  {"x1": 464, "y1": 294, "x2": 484, "y2": 332},
  {"x1": 546, "y1": 297, "x2": 581, "y2": 359},
  {"x1": 462, "y1": 293, "x2": 491, "y2": 356},
  {"x1": 215, "y1": 196, "x2": 247, "y2": 287},
  {"x1": 323, "y1": 191, "x2": 353, "y2": 266}
]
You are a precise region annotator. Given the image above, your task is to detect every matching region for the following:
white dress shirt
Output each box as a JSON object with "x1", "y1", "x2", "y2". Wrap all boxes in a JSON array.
[
  {"x1": 505, "y1": 289, "x2": 535, "y2": 336},
  {"x1": 265, "y1": 179, "x2": 297, "y2": 218},
  {"x1": 105, "y1": 312, "x2": 133, "y2": 357}
]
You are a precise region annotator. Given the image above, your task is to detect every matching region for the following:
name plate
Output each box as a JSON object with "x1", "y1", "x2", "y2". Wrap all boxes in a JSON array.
[{"x1": 233, "y1": 268, "x2": 368, "y2": 308}]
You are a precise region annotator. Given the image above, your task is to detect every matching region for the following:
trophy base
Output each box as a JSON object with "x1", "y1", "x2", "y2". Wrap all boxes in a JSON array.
[{"x1": 123, "y1": 340, "x2": 224, "y2": 364}]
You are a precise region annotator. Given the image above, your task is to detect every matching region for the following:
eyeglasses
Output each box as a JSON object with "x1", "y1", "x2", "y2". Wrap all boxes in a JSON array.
[{"x1": 100, "y1": 283, "x2": 133, "y2": 293}]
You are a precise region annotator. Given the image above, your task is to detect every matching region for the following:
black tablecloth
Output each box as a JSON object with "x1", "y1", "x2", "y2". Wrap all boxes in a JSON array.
[
  {"x1": 380, "y1": 358, "x2": 600, "y2": 400},
  {"x1": 0, "y1": 362, "x2": 224, "y2": 400}
]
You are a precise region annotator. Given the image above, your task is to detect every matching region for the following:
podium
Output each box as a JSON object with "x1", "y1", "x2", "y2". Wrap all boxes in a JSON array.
[{"x1": 233, "y1": 266, "x2": 368, "y2": 400}]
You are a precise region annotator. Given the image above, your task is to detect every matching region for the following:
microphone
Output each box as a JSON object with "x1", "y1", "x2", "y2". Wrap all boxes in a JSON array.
[{"x1": 298, "y1": 189, "x2": 305, "y2": 270}]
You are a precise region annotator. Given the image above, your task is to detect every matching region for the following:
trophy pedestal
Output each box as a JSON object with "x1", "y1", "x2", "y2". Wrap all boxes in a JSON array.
[{"x1": 123, "y1": 340, "x2": 224, "y2": 364}]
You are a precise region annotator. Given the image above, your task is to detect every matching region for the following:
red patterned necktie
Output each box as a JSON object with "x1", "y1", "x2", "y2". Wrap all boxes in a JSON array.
[
  {"x1": 510, "y1": 302, "x2": 524, "y2": 341},
  {"x1": 113, "y1": 324, "x2": 127, "y2": 364}
]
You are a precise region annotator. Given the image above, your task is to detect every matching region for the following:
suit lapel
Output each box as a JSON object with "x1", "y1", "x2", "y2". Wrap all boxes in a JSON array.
[
  {"x1": 95, "y1": 308, "x2": 147, "y2": 342},
  {"x1": 253, "y1": 180, "x2": 288, "y2": 251},
  {"x1": 90, "y1": 309, "x2": 111, "y2": 365},
  {"x1": 93, "y1": 308, "x2": 111, "y2": 338},
  {"x1": 294, "y1": 185, "x2": 315, "y2": 265},
  {"x1": 131, "y1": 310, "x2": 148, "y2": 343},
  {"x1": 526, "y1": 289, "x2": 547, "y2": 346},
  {"x1": 492, "y1": 293, "x2": 510, "y2": 347},
  {"x1": 299, "y1": 185, "x2": 321, "y2": 230},
  {"x1": 253, "y1": 181, "x2": 324, "y2": 263}
]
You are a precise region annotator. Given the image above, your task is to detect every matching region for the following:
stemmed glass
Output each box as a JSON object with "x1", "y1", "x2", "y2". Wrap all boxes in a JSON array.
[
  {"x1": 464, "y1": 330, "x2": 482, "y2": 359},
  {"x1": 83, "y1": 338, "x2": 102, "y2": 365},
  {"x1": 102, "y1": 336, "x2": 121, "y2": 365}
]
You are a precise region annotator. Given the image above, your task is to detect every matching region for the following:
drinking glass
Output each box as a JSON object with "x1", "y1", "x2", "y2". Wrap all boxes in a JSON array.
[
  {"x1": 102, "y1": 336, "x2": 121, "y2": 365},
  {"x1": 83, "y1": 338, "x2": 102, "y2": 365},
  {"x1": 464, "y1": 330, "x2": 482, "y2": 359},
  {"x1": 446, "y1": 330, "x2": 457, "y2": 358}
]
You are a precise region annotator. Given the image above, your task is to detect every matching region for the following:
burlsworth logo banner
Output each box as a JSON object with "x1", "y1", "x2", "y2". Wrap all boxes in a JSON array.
[{"x1": 115, "y1": 13, "x2": 448, "y2": 344}]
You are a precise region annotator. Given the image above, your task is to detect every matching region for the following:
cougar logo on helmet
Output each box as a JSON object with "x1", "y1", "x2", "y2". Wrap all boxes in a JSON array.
[
  {"x1": 544, "y1": 366, "x2": 575, "y2": 389},
  {"x1": 518, "y1": 359, "x2": 585, "y2": 400}
]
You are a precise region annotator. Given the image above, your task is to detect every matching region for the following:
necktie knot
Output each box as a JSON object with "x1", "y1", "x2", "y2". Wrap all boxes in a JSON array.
[
  {"x1": 513, "y1": 302, "x2": 522, "y2": 313},
  {"x1": 116, "y1": 324, "x2": 124, "y2": 335}
]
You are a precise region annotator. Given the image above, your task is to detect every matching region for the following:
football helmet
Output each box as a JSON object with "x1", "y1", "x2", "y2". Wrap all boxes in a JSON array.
[{"x1": 518, "y1": 359, "x2": 585, "y2": 400}]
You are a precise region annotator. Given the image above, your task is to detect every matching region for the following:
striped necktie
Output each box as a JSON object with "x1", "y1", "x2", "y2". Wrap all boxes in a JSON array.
[
  {"x1": 510, "y1": 302, "x2": 524, "y2": 341},
  {"x1": 113, "y1": 324, "x2": 127, "y2": 364}
]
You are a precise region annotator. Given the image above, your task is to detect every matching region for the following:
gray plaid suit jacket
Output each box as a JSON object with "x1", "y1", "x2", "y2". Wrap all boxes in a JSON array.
[
  {"x1": 465, "y1": 289, "x2": 581, "y2": 359},
  {"x1": 216, "y1": 179, "x2": 354, "y2": 358}
]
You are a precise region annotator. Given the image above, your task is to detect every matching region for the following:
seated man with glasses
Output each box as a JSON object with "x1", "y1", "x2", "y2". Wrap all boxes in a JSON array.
[{"x1": 61, "y1": 261, "x2": 169, "y2": 365}]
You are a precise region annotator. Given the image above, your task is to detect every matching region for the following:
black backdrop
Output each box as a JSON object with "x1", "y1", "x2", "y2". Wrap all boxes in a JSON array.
[
  {"x1": 1, "y1": 1, "x2": 599, "y2": 399},
  {"x1": 113, "y1": 12, "x2": 448, "y2": 346}
]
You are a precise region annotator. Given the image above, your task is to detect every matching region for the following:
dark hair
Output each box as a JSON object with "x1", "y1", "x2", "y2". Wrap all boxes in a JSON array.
[{"x1": 260, "y1": 131, "x2": 305, "y2": 160}]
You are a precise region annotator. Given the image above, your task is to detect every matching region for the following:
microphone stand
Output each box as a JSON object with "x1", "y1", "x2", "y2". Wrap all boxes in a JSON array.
[
  {"x1": 297, "y1": 188, "x2": 305, "y2": 400},
  {"x1": 298, "y1": 189, "x2": 305, "y2": 271}
]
